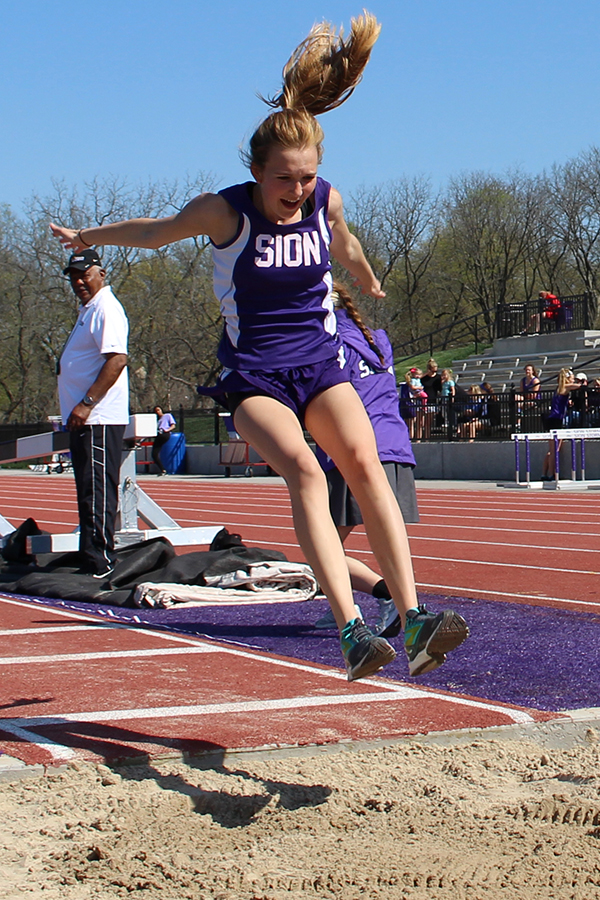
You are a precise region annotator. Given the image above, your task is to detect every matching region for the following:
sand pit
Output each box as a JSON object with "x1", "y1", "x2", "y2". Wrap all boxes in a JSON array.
[{"x1": 3, "y1": 731, "x2": 600, "y2": 899}]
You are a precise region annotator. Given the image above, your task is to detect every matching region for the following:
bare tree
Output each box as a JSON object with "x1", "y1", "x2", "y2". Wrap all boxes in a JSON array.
[
  {"x1": 439, "y1": 171, "x2": 543, "y2": 337},
  {"x1": 5, "y1": 175, "x2": 224, "y2": 419},
  {"x1": 345, "y1": 176, "x2": 440, "y2": 343},
  {"x1": 546, "y1": 147, "x2": 600, "y2": 318}
]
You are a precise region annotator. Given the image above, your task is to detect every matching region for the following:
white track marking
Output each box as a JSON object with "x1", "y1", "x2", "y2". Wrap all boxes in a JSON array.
[
  {"x1": 406, "y1": 535, "x2": 600, "y2": 554},
  {"x1": 416, "y1": 511, "x2": 600, "y2": 525},
  {"x1": 409, "y1": 522, "x2": 599, "y2": 539},
  {"x1": 413, "y1": 555, "x2": 600, "y2": 576},
  {"x1": 0, "y1": 624, "x2": 133, "y2": 636},
  {"x1": 415, "y1": 582, "x2": 600, "y2": 608},
  {"x1": 0, "y1": 723, "x2": 76, "y2": 759},
  {"x1": 0, "y1": 647, "x2": 214, "y2": 665},
  {"x1": 236, "y1": 538, "x2": 600, "y2": 577},
  {"x1": 4, "y1": 691, "x2": 535, "y2": 727},
  {"x1": 0, "y1": 595, "x2": 117, "y2": 621},
  {"x1": 0, "y1": 596, "x2": 230, "y2": 646}
]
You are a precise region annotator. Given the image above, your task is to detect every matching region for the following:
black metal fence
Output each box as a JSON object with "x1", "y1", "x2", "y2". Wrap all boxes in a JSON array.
[
  {"x1": 495, "y1": 293, "x2": 594, "y2": 339},
  {"x1": 0, "y1": 422, "x2": 55, "y2": 444},
  {"x1": 398, "y1": 387, "x2": 600, "y2": 441},
  {"x1": 6, "y1": 384, "x2": 600, "y2": 451}
]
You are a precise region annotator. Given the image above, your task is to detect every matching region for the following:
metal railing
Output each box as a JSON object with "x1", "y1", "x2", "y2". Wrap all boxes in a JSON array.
[
  {"x1": 398, "y1": 387, "x2": 600, "y2": 441},
  {"x1": 495, "y1": 293, "x2": 594, "y2": 339},
  {"x1": 7, "y1": 372, "x2": 600, "y2": 451},
  {"x1": 394, "y1": 309, "x2": 492, "y2": 364}
]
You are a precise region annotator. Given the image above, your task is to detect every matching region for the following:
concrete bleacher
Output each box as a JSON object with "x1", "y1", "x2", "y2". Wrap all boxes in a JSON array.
[{"x1": 452, "y1": 331, "x2": 600, "y2": 392}]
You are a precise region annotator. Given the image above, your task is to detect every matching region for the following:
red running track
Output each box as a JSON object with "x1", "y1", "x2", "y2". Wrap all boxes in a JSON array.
[
  {"x1": 1, "y1": 474, "x2": 599, "y2": 612},
  {"x1": 0, "y1": 595, "x2": 556, "y2": 767},
  {"x1": 0, "y1": 473, "x2": 589, "y2": 766}
]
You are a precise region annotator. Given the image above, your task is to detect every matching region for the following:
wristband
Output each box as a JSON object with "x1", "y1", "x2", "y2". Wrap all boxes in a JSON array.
[
  {"x1": 81, "y1": 394, "x2": 96, "y2": 408},
  {"x1": 77, "y1": 230, "x2": 92, "y2": 248}
]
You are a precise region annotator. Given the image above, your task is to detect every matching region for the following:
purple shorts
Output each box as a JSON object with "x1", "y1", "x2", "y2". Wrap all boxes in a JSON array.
[{"x1": 198, "y1": 356, "x2": 350, "y2": 423}]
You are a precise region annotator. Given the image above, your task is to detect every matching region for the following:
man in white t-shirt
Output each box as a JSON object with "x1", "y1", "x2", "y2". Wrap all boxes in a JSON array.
[{"x1": 58, "y1": 249, "x2": 129, "y2": 578}]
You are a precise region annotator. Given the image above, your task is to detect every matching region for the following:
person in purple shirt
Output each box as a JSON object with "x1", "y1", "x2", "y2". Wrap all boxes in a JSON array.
[
  {"x1": 314, "y1": 283, "x2": 419, "y2": 637},
  {"x1": 50, "y1": 13, "x2": 468, "y2": 681},
  {"x1": 541, "y1": 368, "x2": 580, "y2": 481},
  {"x1": 152, "y1": 406, "x2": 176, "y2": 476}
]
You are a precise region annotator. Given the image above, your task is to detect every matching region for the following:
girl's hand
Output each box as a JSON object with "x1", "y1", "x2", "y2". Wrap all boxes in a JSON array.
[
  {"x1": 49, "y1": 224, "x2": 88, "y2": 251},
  {"x1": 366, "y1": 282, "x2": 386, "y2": 299},
  {"x1": 353, "y1": 277, "x2": 386, "y2": 299}
]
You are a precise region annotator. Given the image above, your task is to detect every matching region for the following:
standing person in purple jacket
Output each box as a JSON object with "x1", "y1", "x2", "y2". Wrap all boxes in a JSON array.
[
  {"x1": 314, "y1": 283, "x2": 419, "y2": 638},
  {"x1": 50, "y1": 13, "x2": 468, "y2": 681}
]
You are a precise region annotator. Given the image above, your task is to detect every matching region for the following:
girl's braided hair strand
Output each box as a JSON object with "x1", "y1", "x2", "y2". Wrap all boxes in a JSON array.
[{"x1": 333, "y1": 282, "x2": 385, "y2": 364}]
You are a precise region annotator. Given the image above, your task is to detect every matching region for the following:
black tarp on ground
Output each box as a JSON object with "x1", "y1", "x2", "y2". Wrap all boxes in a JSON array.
[{"x1": 0, "y1": 523, "x2": 288, "y2": 607}]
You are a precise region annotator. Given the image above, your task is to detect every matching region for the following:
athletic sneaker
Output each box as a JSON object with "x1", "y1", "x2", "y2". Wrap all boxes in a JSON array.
[
  {"x1": 374, "y1": 597, "x2": 402, "y2": 638},
  {"x1": 92, "y1": 566, "x2": 115, "y2": 580},
  {"x1": 341, "y1": 618, "x2": 396, "y2": 682},
  {"x1": 314, "y1": 604, "x2": 362, "y2": 630},
  {"x1": 404, "y1": 604, "x2": 469, "y2": 677}
]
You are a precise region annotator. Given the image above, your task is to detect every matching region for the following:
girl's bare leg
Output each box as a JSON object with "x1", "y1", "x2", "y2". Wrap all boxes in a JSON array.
[
  {"x1": 337, "y1": 524, "x2": 383, "y2": 594},
  {"x1": 305, "y1": 383, "x2": 419, "y2": 627},
  {"x1": 233, "y1": 396, "x2": 359, "y2": 629}
]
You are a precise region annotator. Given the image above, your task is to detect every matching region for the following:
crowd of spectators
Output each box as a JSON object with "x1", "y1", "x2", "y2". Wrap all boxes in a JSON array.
[{"x1": 397, "y1": 359, "x2": 600, "y2": 440}]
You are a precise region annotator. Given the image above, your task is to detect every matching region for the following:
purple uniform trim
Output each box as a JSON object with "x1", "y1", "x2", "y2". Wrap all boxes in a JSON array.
[
  {"x1": 203, "y1": 356, "x2": 350, "y2": 423},
  {"x1": 211, "y1": 178, "x2": 336, "y2": 371},
  {"x1": 316, "y1": 310, "x2": 416, "y2": 471},
  {"x1": 550, "y1": 391, "x2": 569, "y2": 420}
]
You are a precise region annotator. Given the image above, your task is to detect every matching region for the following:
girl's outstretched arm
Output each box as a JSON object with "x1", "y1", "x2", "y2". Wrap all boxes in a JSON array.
[
  {"x1": 328, "y1": 188, "x2": 385, "y2": 298},
  {"x1": 50, "y1": 192, "x2": 239, "y2": 251}
]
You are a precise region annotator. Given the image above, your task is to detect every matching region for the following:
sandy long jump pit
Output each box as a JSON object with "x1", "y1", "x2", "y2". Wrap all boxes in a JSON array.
[{"x1": 3, "y1": 723, "x2": 600, "y2": 899}]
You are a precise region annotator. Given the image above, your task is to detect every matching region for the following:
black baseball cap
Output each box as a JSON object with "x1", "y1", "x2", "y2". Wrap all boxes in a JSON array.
[{"x1": 63, "y1": 248, "x2": 103, "y2": 274}]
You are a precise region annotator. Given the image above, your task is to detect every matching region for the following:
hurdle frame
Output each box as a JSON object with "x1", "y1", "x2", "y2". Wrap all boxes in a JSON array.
[
  {"x1": 0, "y1": 414, "x2": 222, "y2": 552},
  {"x1": 510, "y1": 427, "x2": 600, "y2": 489}
]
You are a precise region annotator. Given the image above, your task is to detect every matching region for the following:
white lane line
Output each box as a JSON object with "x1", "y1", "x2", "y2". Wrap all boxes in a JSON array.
[
  {"x1": 407, "y1": 535, "x2": 600, "y2": 554},
  {"x1": 413, "y1": 555, "x2": 600, "y2": 576},
  {"x1": 417, "y1": 499, "x2": 600, "y2": 511},
  {"x1": 0, "y1": 647, "x2": 212, "y2": 665},
  {"x1": 409, "y1": 522, "x2": 599, "y2": 540},
  {"x1": 415, "y1": 582, "x2": 600, "y2": 609},
  {"x1": 237, "y1": 538, "x2": 600, "y2": 577},
  {"x1": 0, "y1": 595, "x2": 225, "y2": 647},
  {"x1": 0, "y1": 722, "x2": 77, "y2": 760},
  {"x1": 0, "y1": 595, "x2": 115, "y2": 622},
  {"x1": 0, "y1": 624, "x2": 129, "y2": 636},
  {"x1": 1, "y1": 691, "x2": 535, "y2": 730},
  {"x1": 415, "y1": 512, "x2": 600, "y2": 526},
  {"x1": 0, "y1": 624, "x2": 211, "y2": 646}
]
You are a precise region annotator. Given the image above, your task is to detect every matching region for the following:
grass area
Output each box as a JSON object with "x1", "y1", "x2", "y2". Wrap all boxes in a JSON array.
[
  {"x1": 0, "y1": 461, "x2": 36, "y2": 469},
  {"x1": 394, "y1": 343, "x2": 493, "y2": 380}
]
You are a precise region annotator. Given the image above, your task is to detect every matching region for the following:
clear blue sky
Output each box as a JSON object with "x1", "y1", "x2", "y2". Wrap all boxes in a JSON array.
[{"x1": 2, "y1": 0, "x2": 600, "y2": 215}]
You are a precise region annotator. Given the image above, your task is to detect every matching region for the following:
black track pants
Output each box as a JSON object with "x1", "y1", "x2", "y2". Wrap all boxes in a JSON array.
[{"x1": 69, "y1": 424, "x2": 125, "y2": 573}]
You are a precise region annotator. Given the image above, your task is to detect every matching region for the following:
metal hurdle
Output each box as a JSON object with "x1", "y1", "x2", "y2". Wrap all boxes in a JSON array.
[
  {"x1": 0, "y1": 414, "x2": 222, "y2": 552},
  {"x1": 510, "y1": 427, "x2": 600, "y2": 489}
]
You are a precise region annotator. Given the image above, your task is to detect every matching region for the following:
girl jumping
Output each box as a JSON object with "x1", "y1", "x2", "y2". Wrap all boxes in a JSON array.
[{"x1": 51, "y1": 13, "x2": 468, "y2": 680}]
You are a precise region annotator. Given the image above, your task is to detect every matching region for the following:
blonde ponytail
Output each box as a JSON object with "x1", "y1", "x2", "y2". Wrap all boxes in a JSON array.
[
  {"x1": 244, "y1": 11, "x2": 381, "y2": 170},
  {"x1": 266, "y1": 12, "x2": 381, "y2": 116}
]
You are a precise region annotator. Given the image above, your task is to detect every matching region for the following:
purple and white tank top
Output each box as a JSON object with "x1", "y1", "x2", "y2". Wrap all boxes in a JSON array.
[{"x1": 212, "y1": 178, "x2": 336, "y2": 371}]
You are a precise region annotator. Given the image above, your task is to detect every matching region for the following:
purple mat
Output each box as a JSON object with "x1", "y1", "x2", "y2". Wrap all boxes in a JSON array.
[{"x1": 12, "y1": 590, "x2": 600, "y2": 712}]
